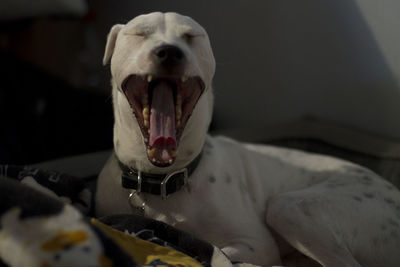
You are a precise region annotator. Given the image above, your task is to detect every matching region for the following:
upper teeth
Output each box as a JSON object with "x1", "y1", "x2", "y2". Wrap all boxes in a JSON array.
[
  {"x1": 142, "y1": 106, "x2": 149, "y2": 119},
  {"x1": 142, "y1": 92, "x2": 150, "y2": 128},
  {"x1": 176, "y1": 93, "x2": 182, "y2": 106},
  {"x1": 176, "y1": 106, "x2": 182, "y2": 120},
  {"x1": 144, "y1": 75, "x2": 188, "y2": 83}
]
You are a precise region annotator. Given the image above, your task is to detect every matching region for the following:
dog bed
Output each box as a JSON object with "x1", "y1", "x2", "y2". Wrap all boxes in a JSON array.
[{"x1": 2, "y1": 119, "x2": 400, "y2": 266}]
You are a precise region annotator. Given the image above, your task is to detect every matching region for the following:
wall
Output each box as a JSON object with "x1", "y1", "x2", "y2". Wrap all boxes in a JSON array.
[{"x1": 93, "y1": 0, "x2": 400, "y2": 140}]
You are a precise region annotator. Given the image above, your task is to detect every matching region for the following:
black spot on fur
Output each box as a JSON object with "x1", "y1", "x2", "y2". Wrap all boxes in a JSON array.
[
  {"x1": 185, "y1": 150, "x2": 194, "y2": 157},
  {"x1": 381, "y1": 224, "x2": 387, "y2": 231},
  {"x1": 372, "y1": 237, "x2": 379, "y2": 246},
  {"x1": 385, "y1": 184, "x2": 395, "y2": 190},
  {"x1": 353, "y1": 196, "x2": 363, "y2": 202},
  {"x1": 208, "y1": 176, "x2": 216, "y2": 183},
  {"x1": 363, "y1": 192, "x2": 375, "y2": 199},
  {"x1": 239, "y1": 181, "x2": 249, "y2": 195},
  {"x1": 393, "y1": 205, "x2": 400, "y2": 218},
  {"x1": 360, "y1": 175, "x2": 373, "y2": 186},
  {"x1": 54, "y1": 254, "x2": 61, "y2": 261},
  {"x1": 299, "y1": 202, "x2": 312, "y2": 217},
  {"x1": 225, "y1": 174, "x2": 232, "y2": 184},
  {"x1": 384, "y1": 198, "x2": 395, "y2": 205}
]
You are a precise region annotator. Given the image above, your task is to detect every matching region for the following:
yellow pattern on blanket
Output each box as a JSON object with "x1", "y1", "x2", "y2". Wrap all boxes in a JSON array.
[{"x1": 91, "y1": 218, "x2": 203, "y2": 267}]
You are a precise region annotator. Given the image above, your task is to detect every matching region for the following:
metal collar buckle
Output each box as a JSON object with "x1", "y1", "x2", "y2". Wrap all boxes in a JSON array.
[
  {"x1": 161, "y1": 168, "x2": 188, "y2": 200},
  {"x1": 129, "y1": 168, "x2": 188, "y2": 200}
]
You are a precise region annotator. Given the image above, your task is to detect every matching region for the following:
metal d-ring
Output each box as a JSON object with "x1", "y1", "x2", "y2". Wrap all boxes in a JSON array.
[{"x1": 128, "y1": 170, "x2": 145, "y2": 215}]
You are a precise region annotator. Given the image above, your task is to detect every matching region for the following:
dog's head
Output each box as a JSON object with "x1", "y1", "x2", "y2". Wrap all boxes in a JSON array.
[{"x1": 103, "y1": 12, "x2": 215, "y2": 171}]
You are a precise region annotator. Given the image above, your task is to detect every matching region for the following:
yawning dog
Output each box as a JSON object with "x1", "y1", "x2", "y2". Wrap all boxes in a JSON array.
[{"x1": 96, "y1": 12, "x2": 400, "y2": 266}]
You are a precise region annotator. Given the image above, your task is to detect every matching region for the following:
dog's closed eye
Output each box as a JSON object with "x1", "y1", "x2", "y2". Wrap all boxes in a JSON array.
[
  {"x1": 124, "y1": 24, "x2": 155, "y2": 38},
  {"x1": 133, "y1": 31, "x2": 148, "y2": 37},
  {"x1": 181, "y1": 32, "x2": 204, "y2": 44},
  {"x1": 130, "y1": 29, "x2": 152, "y2": 38},
  {"x1": 182, "y1": 33, "x2": 195, "y2": 43}
]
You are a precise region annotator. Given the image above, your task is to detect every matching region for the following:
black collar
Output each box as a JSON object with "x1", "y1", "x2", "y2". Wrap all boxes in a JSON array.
[{"x1": 118, "y1": 152, "x2": 202, "y2": 199}]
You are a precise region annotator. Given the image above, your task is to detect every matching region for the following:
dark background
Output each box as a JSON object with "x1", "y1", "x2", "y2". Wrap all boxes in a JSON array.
[
  {"x1": 0, "y1": 51, "x2": 113, "y2": 164},
  {"x1": 1, "y1": 0, "x2": 400, "y2": 165}
]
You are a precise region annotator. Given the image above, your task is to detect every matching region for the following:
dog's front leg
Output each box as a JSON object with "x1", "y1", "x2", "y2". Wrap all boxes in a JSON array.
[{"x1": 221, "y1": 240, "x2": 281, "y2": 266}]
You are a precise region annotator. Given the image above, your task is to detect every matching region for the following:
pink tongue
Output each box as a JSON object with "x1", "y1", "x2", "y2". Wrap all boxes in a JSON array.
[{"x1": 149, "y1": 81, "x2": 177, "y2": 163}]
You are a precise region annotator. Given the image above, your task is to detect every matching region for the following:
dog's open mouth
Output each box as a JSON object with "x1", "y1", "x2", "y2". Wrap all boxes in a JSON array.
[{"x1": 122, "y1": 75, "x2": 205, "y2": 167}]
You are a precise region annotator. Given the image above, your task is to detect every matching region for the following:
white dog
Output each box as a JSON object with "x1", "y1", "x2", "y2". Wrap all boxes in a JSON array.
[{"x1": 96, "y1": 12, "x2": 400, "y2": 267}]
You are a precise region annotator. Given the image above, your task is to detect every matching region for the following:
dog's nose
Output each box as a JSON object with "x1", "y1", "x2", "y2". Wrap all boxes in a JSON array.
[{"x1": 153, "y1": 45, "x2": 185, "y2": 67}]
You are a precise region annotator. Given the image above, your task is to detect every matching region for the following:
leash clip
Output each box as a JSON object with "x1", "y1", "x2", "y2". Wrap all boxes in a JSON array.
[{"x1": 128, "y1": 190, "x2": 146, "y2": 216}]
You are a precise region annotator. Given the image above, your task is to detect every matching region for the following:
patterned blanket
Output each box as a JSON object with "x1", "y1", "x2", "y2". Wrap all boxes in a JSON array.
[{"x1": 0, "y1": 165, "x2": 241, "y2": 267}]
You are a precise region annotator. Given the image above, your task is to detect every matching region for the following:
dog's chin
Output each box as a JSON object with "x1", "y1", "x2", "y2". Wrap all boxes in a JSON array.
[{"x1": 121, "y1": 74, "x2": 205, "y2": 167}]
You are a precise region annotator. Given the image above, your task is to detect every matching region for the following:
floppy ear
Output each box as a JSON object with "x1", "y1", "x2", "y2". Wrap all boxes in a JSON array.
[{"x1": 103, "y1": 24, "x2": 124, "y2": 65}]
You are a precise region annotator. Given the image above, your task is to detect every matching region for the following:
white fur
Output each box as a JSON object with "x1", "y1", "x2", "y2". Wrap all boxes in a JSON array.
[{"x1": 97, "y1": 12, "x2": 400, "y2": 267}]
